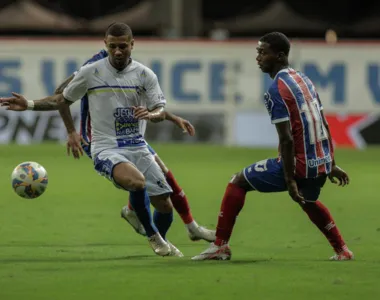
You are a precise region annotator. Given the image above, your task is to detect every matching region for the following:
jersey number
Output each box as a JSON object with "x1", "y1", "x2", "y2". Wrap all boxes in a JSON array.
[
  {"x1": 301, "y1": 101, "x2": 328, "y2": 145},
  {"x1": 254, "y1": 159, "x2": 268, "y2": 172}
]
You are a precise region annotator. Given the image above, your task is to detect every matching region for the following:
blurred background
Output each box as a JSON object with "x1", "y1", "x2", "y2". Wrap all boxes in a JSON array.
[
  {"x1": 1, "y1": 0, "x2": 380, "y2": 148},
  {"x1": 1, "y1": 2, "x2": 380, "y2": 299}
]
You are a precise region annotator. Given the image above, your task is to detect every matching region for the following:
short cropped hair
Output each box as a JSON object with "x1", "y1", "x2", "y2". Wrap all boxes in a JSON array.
[
  {"x1": 105, "y1": 22, "x2": 133, "y2": 38},
  {"x1": 259, "y1": 32, "x2": 290, "y2": 56}
]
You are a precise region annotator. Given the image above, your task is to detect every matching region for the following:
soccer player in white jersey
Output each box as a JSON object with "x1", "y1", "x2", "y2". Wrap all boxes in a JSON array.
[
  {"x1": 2, "y1": 23, "x2": 184, "y2": 257},
  {"x1": 0, "y1": 67, "x2": 216, "y2": 244},
  {"x1": 0, "y1": 93, "x2": 216, "y2": 243},
  {"x1": 0, "y1": 28, "x2": 216, "y2": 250}
]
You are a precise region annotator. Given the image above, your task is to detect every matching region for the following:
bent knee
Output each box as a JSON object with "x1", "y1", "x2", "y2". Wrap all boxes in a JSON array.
[
  {"x1": 229, "y1": 172, "x2": 244, "y2": 185},
  {"x1": 229, "y1": 171, "x2": 252, "y2": 191},
  {"x1": 113, "y1": 163, "x2": 146, "y2": 191},
  {"x1": 127, "y1": 176, "x2": 146, "y2": 191}
]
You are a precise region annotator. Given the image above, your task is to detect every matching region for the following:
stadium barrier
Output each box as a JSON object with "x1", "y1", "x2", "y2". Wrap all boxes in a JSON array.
[{"x1": 0, "y1": 39, "x2": 379, "y2": 147}]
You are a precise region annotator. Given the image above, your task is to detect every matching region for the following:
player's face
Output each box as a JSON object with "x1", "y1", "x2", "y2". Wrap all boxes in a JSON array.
[
  {"x1": 256, "y1": 42, "x2": 277, "y2": 73},
  {"x1": 104, "y1": 35, "x2": 134, "y2": 70}
]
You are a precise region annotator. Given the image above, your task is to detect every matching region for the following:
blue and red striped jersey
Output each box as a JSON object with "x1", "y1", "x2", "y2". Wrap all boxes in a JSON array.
[{"x1": 264, "y1": 68, "x2": 333, "y2": 178}]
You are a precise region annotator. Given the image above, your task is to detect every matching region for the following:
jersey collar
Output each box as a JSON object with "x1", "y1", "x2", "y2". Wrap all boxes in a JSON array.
[
  {"x1": 105, "y1": 57, "x2": 133, "y2": 75},
  {"x1": 274, "y1": 67, "x2": 293, "y2": 79}
]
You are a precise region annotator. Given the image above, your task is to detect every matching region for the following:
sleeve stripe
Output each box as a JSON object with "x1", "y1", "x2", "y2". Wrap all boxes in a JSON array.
[{"x1": 271, "y1": 117, "x2": 290, "y2": 124}]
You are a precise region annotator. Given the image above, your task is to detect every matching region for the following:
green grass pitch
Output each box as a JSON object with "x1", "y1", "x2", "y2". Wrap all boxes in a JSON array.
[{"x1": 0, "y1": 144, "x2": 379, "y2": 300}]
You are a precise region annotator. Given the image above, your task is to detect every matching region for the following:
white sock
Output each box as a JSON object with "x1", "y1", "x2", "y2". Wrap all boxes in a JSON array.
[{"x1": 185, "y1": 220, "x2": 199, "y2": 231}]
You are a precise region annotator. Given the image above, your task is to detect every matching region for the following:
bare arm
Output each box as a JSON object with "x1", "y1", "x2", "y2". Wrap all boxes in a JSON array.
[
  {"x1": 164, "y1": 111, "x2": 195, "y2": 136},
  {"x1": 164, "y1": 111, "x2": 179, "y2": 122},
  {"x1": 275, "y1": 121, "x2": 295, "y2": 183},
  {"x1": 133, "y1": 106, "x2": 166, "y2": 122},
  {"x1": 0, "y1": 74, "x2": 75, "y2": 112},
  {"x1": 320, "y1": 108, "x2": 349, "y2": 185},
  {"x1": 275, "y1": 121, "x2": 304, "y2": 203},
  {"x1": 59, "y1": 95, "x2": 87, "y2": 159},
  {"x1": 132, "y1": 107, "x2": 195, "y2": 135},
  {"x1": 149, "y1": 106, "x2": 166, "y2": 123},
  {"x1": 54, "y1": 74, "x2": 75, "y2": 95},
  {"x1": 58, "y1": 97, "x2": 77, "y2": 134},
  {"x1": 31, "y1": 74, "x2": 75, "y2": 111},
  {"x1": 57, "y1": 67, "x2": 88, "y2": 159}
]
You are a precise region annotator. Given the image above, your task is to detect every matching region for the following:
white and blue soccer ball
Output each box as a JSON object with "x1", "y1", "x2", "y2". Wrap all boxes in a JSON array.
[{"x1": 11, "y1": 162, "x2": 48, "y2": 199}]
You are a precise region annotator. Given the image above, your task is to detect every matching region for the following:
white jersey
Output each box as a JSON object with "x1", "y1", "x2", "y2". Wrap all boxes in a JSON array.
[{"x1": 63, "y1": 58, "x2": 166, "y2": 156}]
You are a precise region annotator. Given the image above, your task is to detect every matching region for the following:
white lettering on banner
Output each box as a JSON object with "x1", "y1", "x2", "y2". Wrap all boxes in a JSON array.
[
  {"x1": 1, "y1": 39, "x2": 380, "y2": 146},
  {"x1": 0, "y1": 111, "x2": 80, "y2": 144},
  {"x1": 0, "y1": 40, "x2": 380, "y2": 113},
  {"x1": 0, "y1": 40, "x2": 247, "y2": 106}
]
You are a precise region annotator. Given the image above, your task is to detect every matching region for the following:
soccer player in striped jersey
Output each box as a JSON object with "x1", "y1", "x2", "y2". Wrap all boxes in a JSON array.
[{"x1": 192, "y1": 32, "x2": 353, "y2": 261}]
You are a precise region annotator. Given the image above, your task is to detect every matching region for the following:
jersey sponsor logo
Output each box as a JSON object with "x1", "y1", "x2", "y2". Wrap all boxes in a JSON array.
[
  {"x1": 116, "y1": 137, "x2": 145, "y2": 147},
  {"x1": 114, "y1": 107, "x2": 139, "y2": 136},
  {"x1": 307, "y1": 154, "x2": 332, "y2": 168}
]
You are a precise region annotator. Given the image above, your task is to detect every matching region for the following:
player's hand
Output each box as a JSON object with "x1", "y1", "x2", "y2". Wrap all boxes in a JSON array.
[
  {"x1": 286, "y1": 179, "x2": 305, "y2": 205},
  {"x1": 0, "y1": 92, "x2": 28, "y2": 111},
  {"x1": 172, "y1": 117, "x2": 195, "y2": 136},
  {"x1": 67, "y1": 132, "x2": 88, "y2": 159},
  {"x1": 133, "y1": 106, "x2": 150, "y2": 120},
  {"x1": 328, "y1": 165, "x2": 349, "y2": 186}
]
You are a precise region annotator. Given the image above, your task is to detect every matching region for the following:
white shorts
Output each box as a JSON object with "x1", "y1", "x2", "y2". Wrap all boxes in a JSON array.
[{"x1": 93, "y1": 146, "x2": 172, "y2": 196}]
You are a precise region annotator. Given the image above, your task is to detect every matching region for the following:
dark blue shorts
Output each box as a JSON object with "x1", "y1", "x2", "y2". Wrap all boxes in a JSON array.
[
  {"x1": 82, "y1": 142, "x2": 157, "y2": 159},
  {"x1": 243, "y1": 158, "x2": 327, "y2": 201}
]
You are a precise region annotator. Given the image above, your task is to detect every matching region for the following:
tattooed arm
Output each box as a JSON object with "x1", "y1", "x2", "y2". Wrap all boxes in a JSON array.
[
  {"x1": 148, "y1": 106, "x2": 166, "y2": 122},
  {"x1": 58, "y1": 97, "x2": 77, "y2": 134},
  {"x1": 133, "y1": 105, "x2": 165, "y2": 122},
  {"x1": 32, "y1": 74, "x2": 75, "y2": 111},
  {"x1": 55, "y1": 74, "x2": 75, "y2": 95},
  {"x1": 58, "y1": 67, "x2": 89, "y2": 159},
  {"x1": 0, "y1": 74, "x2": 75, "y2": 111},
  {"x1": 164, "y1": 111, "x2": 195, "y2": 135}
]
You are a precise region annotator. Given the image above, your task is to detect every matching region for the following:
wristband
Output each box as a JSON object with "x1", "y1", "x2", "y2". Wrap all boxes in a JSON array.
[{"x1": 27, "y1": 100, "x2": 34, "y2": 110}]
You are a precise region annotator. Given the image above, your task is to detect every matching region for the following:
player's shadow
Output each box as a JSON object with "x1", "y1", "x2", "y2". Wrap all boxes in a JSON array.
[
  {"x1": 0, "y1": 242, "x2": 158, "y2": 263},
  {"x1": 151, "y1": 258, "x2": 271, "y2": 267},
  {"x1": 228, "y1": 259, "x2": 271, "y2": 264},
  {"x1": 0, "y1": 243, "x2": 143, "y2": 248},
  {"x1": 0, "y1": 255, "x2": 151, "y2": 264},
  {"x1": 0, "y1": 244, "x2": 272, "y2": 265}
]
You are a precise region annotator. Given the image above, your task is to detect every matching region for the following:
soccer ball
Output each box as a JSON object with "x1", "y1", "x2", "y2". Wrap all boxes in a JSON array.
[{"x1": 11, "y1": 162, "x2": 48, "y2": 199}]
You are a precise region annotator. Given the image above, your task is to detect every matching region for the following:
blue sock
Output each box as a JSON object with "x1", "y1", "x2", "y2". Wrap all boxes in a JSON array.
[
  {"x1": 129, "y1": 188, "x2": 158, "y2": 237},
  {"x1": 153, "y1": 210, "x2": 173, "y2": 240}
]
